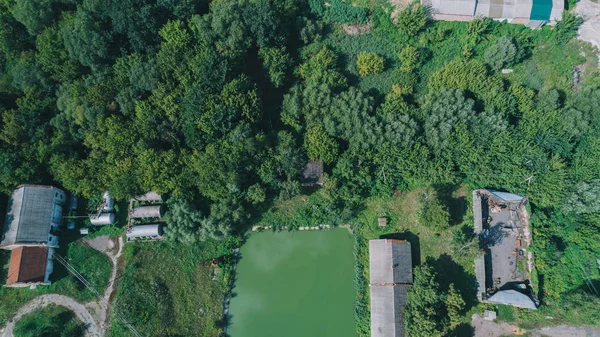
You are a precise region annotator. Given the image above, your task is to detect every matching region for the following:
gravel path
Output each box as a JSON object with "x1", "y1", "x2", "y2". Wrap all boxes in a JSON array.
[
  {"x1": 0, "y1": 294, "x2": 101, "y2": 337},
  {"x1": 472, "y1": 314, "x2": 600, "y2": 337}
]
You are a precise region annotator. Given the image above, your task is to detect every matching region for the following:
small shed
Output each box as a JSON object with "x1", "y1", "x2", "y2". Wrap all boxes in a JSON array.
[
  {"x1": 301, "y1": 160, "x2": 324, "y2": 187},
  {"x1": 132, "y1": 191, "x2": 162, "y2": 202},
  {"x1": 130, "y1": 205, "x2": 164, "y2": 219},
  {"x1": 126, "y1": 224, "x2": 163, "y2": 240},
  {"x1": 378, "y1": 217, "x2": 388, "y2": 227}
]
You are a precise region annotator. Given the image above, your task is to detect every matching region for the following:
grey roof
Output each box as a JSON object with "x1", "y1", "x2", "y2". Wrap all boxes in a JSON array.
[
  {"x1": 423, "y1": 0, "x2": 477, "y2": 16},
  {"x1": 369, "y1": 239, "x2": 413, "y2": 285},
  {"x1": 473, "y1": 191, "x2": 483, "y2": 234},
  {"x1": 486, "y1": 290, "x2": 537, "y2": 309},
  {"x1": 370, "y1": 285, "x2": 409, "y2": 337},
  {"x1": 132, "y1": 191, "x2": 162, "y2": 202},
  {"x1": 489, "y1": 191, "x2": 524, "y2": 203},
  {"x1": 130, "y1": 205, "x2": 164, "y2": 219},
  {"x1": 1, "y1": 185, "x2": 65, "y2": 247},
  {"x1": 301, "y1": 160, "x2": 324, "y2": 186},
  {"x1": 369, "y1": 239, "x2": 413, "y2": 337},
  {"x1": 126, "y1": 224, "x2": 163, "y2": 239}
]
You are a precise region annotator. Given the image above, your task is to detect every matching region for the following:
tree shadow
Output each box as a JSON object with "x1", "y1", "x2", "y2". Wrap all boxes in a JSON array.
[
  {"x1": 427, "y1": 254, "x2": 478, "y2": 312},
  {"x1": 450, "y1": 323, "x2": 475, "y2": 337},
  {"x1": 434, "y1": 183, "x2": 467, "y2": 226},
  {"x1": 379, "y1": 231, "x2": 421, "y2": 267}
]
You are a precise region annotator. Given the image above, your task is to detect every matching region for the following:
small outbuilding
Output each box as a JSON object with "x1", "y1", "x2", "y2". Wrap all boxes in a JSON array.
[
  {"x1": 90, "y1": 212, "x2": 116, "y2": 226},
  {"x1": 486, "y1": 290, "x2": 538, "y2": 310},
  {"x1": 132, "y1": 191, "x2": 162, "y2": 202},
  {"x1": 130, "y1": 205, "x2": 164, "y2": 219},
  {"x1": 126, "y1": 224, "x2": 163, "y2": 240},
  {"x1": 301, "y1": 160, "x2": 324, "y2": 187}
]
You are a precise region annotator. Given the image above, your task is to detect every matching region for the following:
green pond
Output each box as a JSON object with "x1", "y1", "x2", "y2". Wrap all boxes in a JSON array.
[{"x1": 227, "y1": 229, "x2": 358, "y2": 337}]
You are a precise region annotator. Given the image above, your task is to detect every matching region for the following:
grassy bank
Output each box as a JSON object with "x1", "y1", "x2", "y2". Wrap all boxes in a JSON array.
[{"x1": 108, "y1": 238, "x2": 240, "y2": 337}]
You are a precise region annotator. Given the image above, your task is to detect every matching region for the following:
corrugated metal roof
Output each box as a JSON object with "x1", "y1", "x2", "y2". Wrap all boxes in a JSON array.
[
  {"x1": 486, "y1": 289, "x2": 537, "y2": 309},
  {"x1": 370, "y1": 285, "x2": 410, "y2": 337},
  {"x1": 1, "y1": 185, "x2": 65, "y2": 247},
  {"x1": 424, "y1": 0, "x2": 477, "y2": 16},
  {"x1": 126, "y1": 224, "x2": 163, "y2": 239},
  {"x1": 130, "y1": 205, "x2": 164, "y2": 219},
  {"x1": 489, "y1": 190, "x2": 524, "y2": 203},
  {"x1": 425, "y1": 0, "x2": 561, "y2": 22},
  {"x1": 369, "y1": 239, "x2": 413, "y2": 337},
  {"x1": 369, "y1": 239, "x2": 412, "y2": 285}
]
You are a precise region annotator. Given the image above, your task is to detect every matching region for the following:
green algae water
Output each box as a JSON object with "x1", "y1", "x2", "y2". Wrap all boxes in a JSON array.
[{"x1": 227, "y1": 229, "x2": 358, "y2": 337}]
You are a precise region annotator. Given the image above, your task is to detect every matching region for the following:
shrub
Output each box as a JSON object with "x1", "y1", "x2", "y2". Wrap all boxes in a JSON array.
[
  {"x1": 397, "y1": 4, "x2": 428, "y2": 36},
  {"x1": 466, "y1": 18, "x2": 491, "y2": 40},
  {"x1": 309, "y1": 0, "x2": 367, "y2": 24},
  {"x1": 356, "y1": 52, "x2": 384, "y2": 76},
  {"x1": 418, "y1": 191, "x2": 450, "y2": 229},
  {"x1": 484, "y1": 36, "x2": 517, "y2": 70},
  {"x1": 398, "y1": 45, "x2": 419, "y2": 72},
  {"x1": 555, "y1": 12, "x2": 582, "y2": 44}
]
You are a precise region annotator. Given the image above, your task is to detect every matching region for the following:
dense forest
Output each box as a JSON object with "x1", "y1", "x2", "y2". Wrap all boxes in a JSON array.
[{"x1": 0, "y1": 0, "x2": 600, "y2": 334}]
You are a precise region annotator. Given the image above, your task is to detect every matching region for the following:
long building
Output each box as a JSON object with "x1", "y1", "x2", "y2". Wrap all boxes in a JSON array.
[
  {"x1": 1, "y1": 185, "x2": 65, "y2": 287},
  {"x1": 369, "y1": 239, "x2": 413, "y2": 337},
  {"x1": 422, "y1": 0, "x2": 563, "y2": 26}
]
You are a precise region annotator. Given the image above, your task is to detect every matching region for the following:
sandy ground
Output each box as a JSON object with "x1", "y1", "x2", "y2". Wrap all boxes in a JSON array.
[
  {"x1": 0, "y1": 236, "x2": 124, "y2": 337},
  {"x1": 472, "y1": 314, "x2": 600, "y2": 337},
  {"x1": 576, "y1": 0, "x2": 600, "y2": 52}
]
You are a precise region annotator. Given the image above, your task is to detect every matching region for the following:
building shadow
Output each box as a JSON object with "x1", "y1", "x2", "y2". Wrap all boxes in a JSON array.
[
  {"x1": 379, "y1": 231, "x2": 421, "y2": 267},
  {"x1": 434, "y1": 184, "x2": 467, "y2": 226},
  {"x1": 427, "y1": 254, "x2": 478, "y2": 312}
]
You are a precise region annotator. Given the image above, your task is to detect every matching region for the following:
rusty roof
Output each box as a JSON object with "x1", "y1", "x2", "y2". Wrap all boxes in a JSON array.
[{"x1": 6, "y1": 246, "x2": 48, "y2": 285}]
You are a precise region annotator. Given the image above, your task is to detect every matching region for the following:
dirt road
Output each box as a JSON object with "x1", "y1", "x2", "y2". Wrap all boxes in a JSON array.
[
  {"x1": 1, "y1": 294, "x2": 101, "y2": 337},
  {"x1": 472, "y1": 314, "x2": 600, "y2": 337}
]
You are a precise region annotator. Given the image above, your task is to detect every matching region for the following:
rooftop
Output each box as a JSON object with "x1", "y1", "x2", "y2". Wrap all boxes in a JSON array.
[
  {"x1": 369, "y1": 239, "x2": 413, "y2": 337},
  {"x1": 301, "y1": 160, "x2": 324, "y2": 187},
  {"x1": 1, "y1": 185, "x2": 65, "y2": 247},
  {"x1": 6, "y1": 246, "x2": 49, "y2": 285}
]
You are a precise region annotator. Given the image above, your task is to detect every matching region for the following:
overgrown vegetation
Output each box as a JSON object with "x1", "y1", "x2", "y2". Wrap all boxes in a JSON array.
[
  {"x1": 14, "y1": 305, "x2": 84, "y2": 337},
  {"x1": 0, "y1": 0, "x2": 598, "y2": 335}
]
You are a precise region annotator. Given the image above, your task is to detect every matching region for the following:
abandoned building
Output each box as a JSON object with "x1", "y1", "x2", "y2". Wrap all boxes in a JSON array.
[
  {"x1": 1, "y1": 185, "x2": 65, "y2": 286},
  {"x1": 422, "y1": 0, "x2": 563, "y2": 27},
  {"x1": 130, "y1": 205, "x2": 164, "y2": 219},
  {"x1": 473, "y1": 189, "x2": 538, "y2": 309},
  {"x1": 369, "y1": 239, "x2": 413, "y2": 337},
  {"x1": 132, "y1": 191, "x2": 163, "y2": 202},
  {"x1": 301, "y1": 160, "x2": 324, "y2": 187}
]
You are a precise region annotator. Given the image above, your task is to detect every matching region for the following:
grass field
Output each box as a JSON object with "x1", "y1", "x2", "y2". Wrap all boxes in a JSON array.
[{"x1": 108, "y1": 238, "x2": 240, "y2": 337}]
